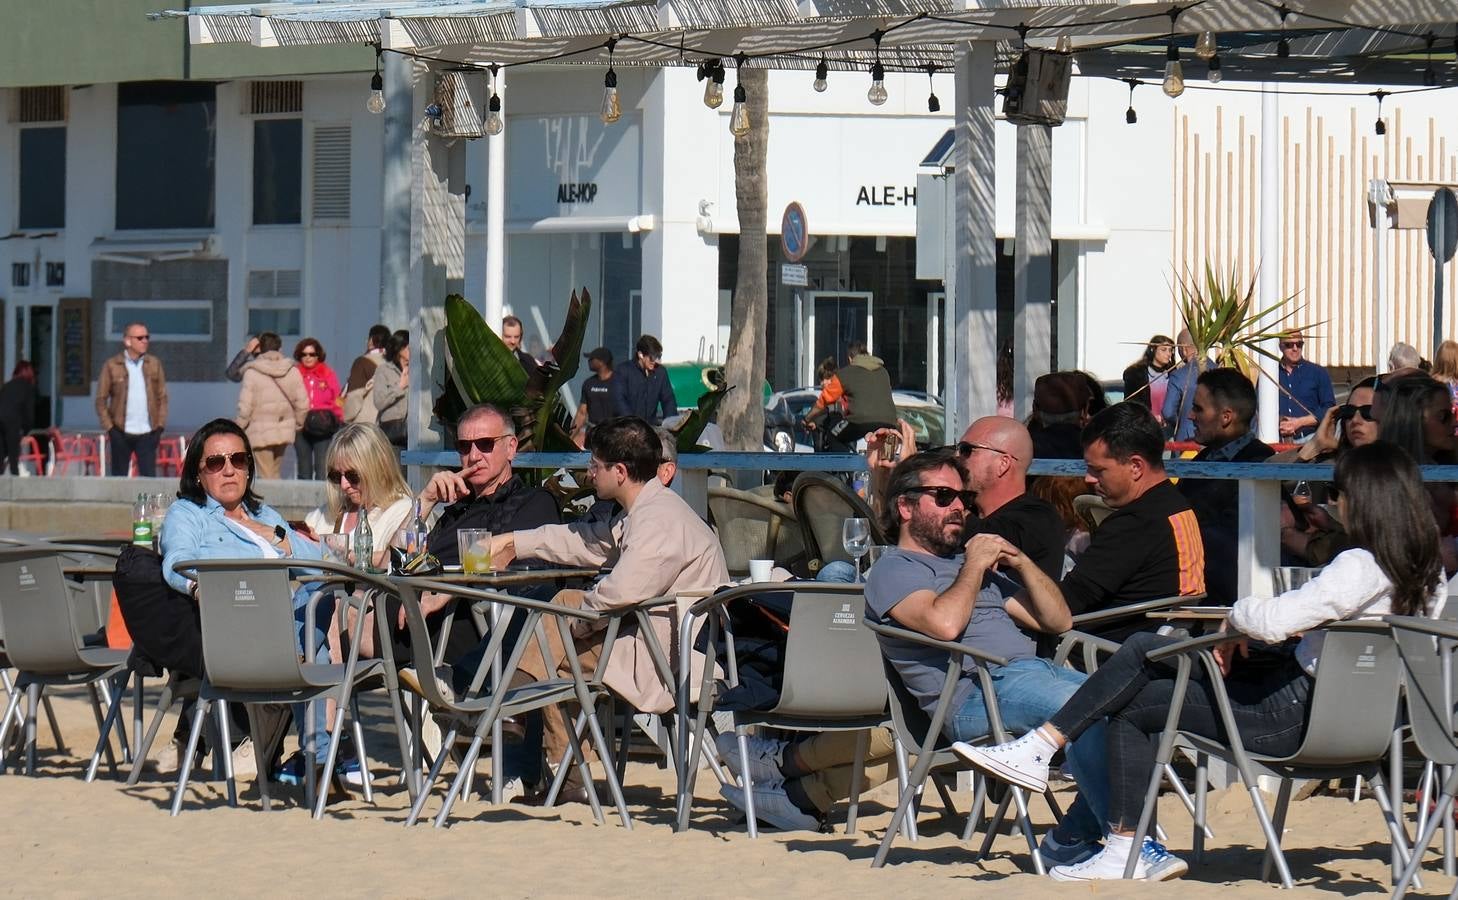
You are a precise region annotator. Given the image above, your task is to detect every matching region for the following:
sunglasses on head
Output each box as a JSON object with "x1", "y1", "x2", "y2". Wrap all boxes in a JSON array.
[
  {"x1": 456, "y1": 435, "x2": 508, "y2": 456},
  {"x1": 1281, "y1": 340, "x2": 1304, "y2": 349},
  {"x1": 904, "y1": 486, "x2": 975, "y2": 508},
  {"x1": 327, "y1": 469, "x2": 362, "y2": 486},
  {"x1": 1337, "y1": 403, "x2": 1374, "y2": 422},
  {"x1": 202, "y1": 452, "x2": 251, "y2": 473}
]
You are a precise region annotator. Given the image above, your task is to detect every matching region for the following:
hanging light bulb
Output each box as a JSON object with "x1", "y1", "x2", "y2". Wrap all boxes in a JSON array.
[
  {"x1": 813, "y1": 57, "x2": 829, "y2": 93},
  {"x1": 600, "y1": 39, "x2": 621, "y2": 125},
  {"x1": 1374, "y1": 90, "x2": 1388, "y2": 135},
  {"x1": 697, "y1": 59, "x2": 725, "y2": 109},
  {"x1": 1276, "y1": 5, "x2": 1291, "y2": 57},
  {"x1": 1055, "y1": 35, "x2": 1073, "y2": 54},
  {"x1": 1195, "y1": 31, "x2": 1217, "y2": 60},
  {"x1": 1207, "y1": 53, "x2": 1223, "y2": 83},
  {"x1": 367, "y1": 48, "x2": 386, "y2": 114},
  {"x1": 1163, "y1": 43, "x2": 1185, "y2": 97},
  {"x1": 924, "y1": 64, "x2": 940, "y2": 113},
  {"x1": 867, "y1": 62, "x2": 888, "y2": 106},
  {"x1": 484, "y1": 92, "x2": 503, "y2": 136},
  {"x1": 729, "y1": 83, "x2": 751, "y2": 137},
  {"x1": 1125, "y1": 78, "x2": 1139, "y2": 125}
]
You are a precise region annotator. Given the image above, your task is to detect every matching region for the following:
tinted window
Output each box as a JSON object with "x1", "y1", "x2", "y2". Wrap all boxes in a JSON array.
[
  {"x1": 253, "y1": 118, "x2": 302, "y2": 225},
  {"x1": 19, "y1": 127, "x2": 66, "y2": 229},
  {"x1": 116, "y1": 82, "x2": 216, "y2": 230}
]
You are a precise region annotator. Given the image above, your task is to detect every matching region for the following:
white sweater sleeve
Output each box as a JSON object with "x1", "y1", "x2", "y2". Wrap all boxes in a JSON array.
[{"x1": 1227, "y1": 549, "x2": 1390, "y2": 643}]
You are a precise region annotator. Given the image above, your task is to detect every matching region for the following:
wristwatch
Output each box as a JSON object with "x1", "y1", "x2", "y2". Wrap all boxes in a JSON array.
[{"x1": 271, "y1": 525, "x2": 287, "y2": 547}]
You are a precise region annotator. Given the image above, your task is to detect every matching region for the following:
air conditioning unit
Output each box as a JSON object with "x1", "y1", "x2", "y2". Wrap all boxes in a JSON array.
[
  {"x1": 430, "y1": 69, "x2": 487, "y2": 139},
  {"x1": 1002, "y1": 50, "x2": 1072, "y2": 127}
]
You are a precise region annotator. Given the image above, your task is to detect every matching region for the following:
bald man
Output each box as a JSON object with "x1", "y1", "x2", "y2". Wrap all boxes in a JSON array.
[{"x1": 957, "y1": 416, "x2": 1067, "y2": 581}]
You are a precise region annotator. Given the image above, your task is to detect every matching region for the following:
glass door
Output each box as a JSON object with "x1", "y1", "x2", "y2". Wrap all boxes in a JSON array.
[
  {"x1": 803, "y1": 291, "x2": 873, "y2": 385},
  {"x1": 9, "y1": 300, "x2": 55, "y2": 429}
]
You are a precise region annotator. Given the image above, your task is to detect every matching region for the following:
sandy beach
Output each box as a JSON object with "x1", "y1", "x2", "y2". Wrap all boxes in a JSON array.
[{"x1": 1, "y1": 685, "x2": 1453, "y2": 898}]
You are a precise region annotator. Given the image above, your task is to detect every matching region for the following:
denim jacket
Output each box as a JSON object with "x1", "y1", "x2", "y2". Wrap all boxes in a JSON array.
[{"x1": 160, "y1": 494, "x2": 322, "y2": 596}]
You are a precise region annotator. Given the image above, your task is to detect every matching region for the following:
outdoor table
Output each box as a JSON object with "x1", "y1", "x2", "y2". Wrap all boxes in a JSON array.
[
  {"x1": 1147, "y1": 605, "x2": 1232, "y2": 637},
  {"x1": 395, "y1": 566, "x2": 599, "y2": 803}
]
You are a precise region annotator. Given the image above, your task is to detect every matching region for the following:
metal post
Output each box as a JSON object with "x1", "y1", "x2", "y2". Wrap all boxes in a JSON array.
[
  {"x1": 950, "y1": 41, "x2": 1000, "y2": 439},
  {"x1": 1013, "y1": 124, "x2": 1053, "y2": 421},
  {"x1": 1435, "y1": 201, "x2": 1448, "y2": 359},
  {"x1": 1370, "y1": 179, "x2": 1393, "y2": 367}
]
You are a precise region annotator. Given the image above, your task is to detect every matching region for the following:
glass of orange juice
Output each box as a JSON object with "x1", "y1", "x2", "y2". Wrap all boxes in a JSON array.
[{"x1": 457, "y1": 528, "x2": 493, "y2": 575}]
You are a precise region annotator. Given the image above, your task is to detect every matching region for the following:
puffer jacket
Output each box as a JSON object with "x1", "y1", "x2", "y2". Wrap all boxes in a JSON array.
[{"x1": 236, "y1": 351, "x2": 309, "y2": 448}]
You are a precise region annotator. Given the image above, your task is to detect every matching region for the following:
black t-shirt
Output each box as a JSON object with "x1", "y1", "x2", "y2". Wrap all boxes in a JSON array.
[
  {"x1": 968, "y1": 493, "x2": 1066, "y2": 582},
  {"x1": 426, "y1": 474, "x2": 561, "y2": 566},
  {"x1": 1059, "y1": 479, "x2": 1205, "y2": 632},
  {"x1": 581, "y1": 374, "x2": 616, "y2": 427}
]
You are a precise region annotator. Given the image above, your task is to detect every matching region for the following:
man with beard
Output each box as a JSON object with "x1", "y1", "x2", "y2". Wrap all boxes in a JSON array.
[{"x1": 720, "y1": 449, "x2": 1110, "y2": 866}]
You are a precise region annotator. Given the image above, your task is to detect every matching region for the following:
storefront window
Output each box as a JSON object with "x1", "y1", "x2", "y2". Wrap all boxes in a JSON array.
[{"x1": 505, "y1": 231, "x2": 642, "y2": 368}]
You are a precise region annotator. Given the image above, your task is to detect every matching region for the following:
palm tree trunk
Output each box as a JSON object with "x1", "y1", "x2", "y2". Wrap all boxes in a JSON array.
[{"x1": 719, "y1": 67, "x2": 770, "y2": 452}]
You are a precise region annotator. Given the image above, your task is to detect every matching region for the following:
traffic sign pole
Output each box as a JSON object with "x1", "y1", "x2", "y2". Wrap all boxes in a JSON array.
[{"x1": 1429, "y1": 188, "x2": 1458, "y2": 357}]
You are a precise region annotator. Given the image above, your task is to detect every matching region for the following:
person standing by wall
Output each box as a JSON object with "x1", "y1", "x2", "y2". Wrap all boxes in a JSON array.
[
  {"x1": 95, "y1": 321, "x2": 168, "y2": 477},
  {"x1": 373, "y1": 329, "x2": 411, "y2": 448},
  {"x1": 342, "y1": 324, "x2": 390, "y2": 426},
  {"x1": 293, "y1": 337, "x2": 342, "y2": 480},
  {"x1": 235, "y1": 332, "x2": 309, "y2": 479},
  {"x1": 1277, "y1": 330, "x2": 1335, "y2": 443},
  {"x1": 0, "y1": 361, "x2": 38, "y2": 475},
  {"x1": 501, "y1": 315, "x2": 539, "y2": 378}
]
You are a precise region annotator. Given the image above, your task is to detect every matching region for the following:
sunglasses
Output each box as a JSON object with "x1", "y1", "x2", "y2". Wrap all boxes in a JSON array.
[
  {"x1": 327, "y1": 469, "x2": 362, "y2": 486},
  {"x1": 954, "y1": 440, "x2": 1018, "y2": 461},
  {"x1": 202, "y1": 452, "x2": 251, "y2": 473},
  {"x1": 129, "y1": 334, "x2": 151, "y2": 341},
  {"x1": 1336, "y1": 403, "x2": 1374, "y2": 422},
  {"x1": 455, "y1": 435, "x2": 509, "y2": 456},
  {"x1": 904, "y1": 486, "x2": 975, "y2": 508},
  {"x1": 299, "y1": 351, "x2": 319, "y2": 358},
  {"x1": 1281, "y1": 341, "x2": 1304, "y2": 349}
]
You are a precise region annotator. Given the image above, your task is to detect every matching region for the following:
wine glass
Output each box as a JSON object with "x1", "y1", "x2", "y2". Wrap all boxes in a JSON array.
[{"x1": 843, "y1": 518, "x2": 872, "y2": 582}]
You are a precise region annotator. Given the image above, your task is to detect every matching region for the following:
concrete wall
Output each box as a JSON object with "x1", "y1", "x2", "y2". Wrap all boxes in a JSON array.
[{"x1": 0, "y1": 476, "x2": 327, "y2": 535}]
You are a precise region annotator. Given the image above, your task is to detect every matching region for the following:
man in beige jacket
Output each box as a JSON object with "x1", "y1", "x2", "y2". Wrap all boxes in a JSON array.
[{"x1": 490, "y1": 416, "x2": 728, "y2": 803}]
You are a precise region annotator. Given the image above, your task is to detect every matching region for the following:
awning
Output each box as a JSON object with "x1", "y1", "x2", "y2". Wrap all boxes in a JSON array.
[{"x1": 90, "y1": 234, "x2": 215, "y2": 264}]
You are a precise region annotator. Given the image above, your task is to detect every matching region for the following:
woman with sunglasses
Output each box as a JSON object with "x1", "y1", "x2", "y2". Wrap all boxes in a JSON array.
[
  {"x1": 305, "y1": 423, "x2": 413, "y2": 575},
  {"x1": 293, "y1": 337, "x2": 342, "y2": 481},
  {"x1": 1121, "y1": 335, "x2": 1177, "y2": 422}
]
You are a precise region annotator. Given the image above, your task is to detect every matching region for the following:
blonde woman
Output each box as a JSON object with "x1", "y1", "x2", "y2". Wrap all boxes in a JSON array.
[{"x1": 1432, "y1": 340, "x2": 1458, "y2": 426}]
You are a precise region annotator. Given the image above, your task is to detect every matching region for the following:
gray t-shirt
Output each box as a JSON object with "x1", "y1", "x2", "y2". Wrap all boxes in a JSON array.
[{"x1": 864, "y1": 547, "x2": 1036, "y2": 720}]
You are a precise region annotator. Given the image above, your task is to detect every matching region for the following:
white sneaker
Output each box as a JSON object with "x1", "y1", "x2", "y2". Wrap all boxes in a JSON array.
[
  {"x1": 1049, "y1": 837, "x2": 1189, "y2": 882},
  {"x1": 230, "y1": 739, "x2": 257, "y2": 780},
  {"x1": 951, "y1": 731, "x2": 1053, "y2": 794},
  {"x1": 719, "y1": 777, "x2": 821, "y2": 832},
  {"x1": 715, "y1": 733, "x2": 787, "y2": 785}
]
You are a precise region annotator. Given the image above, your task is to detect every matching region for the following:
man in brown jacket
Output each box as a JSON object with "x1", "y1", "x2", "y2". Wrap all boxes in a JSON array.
[
  {"x1": 95, "y1": 322, "x2": 168, "y2": 476},
  {"x1": 489, "y1": 416, "x2": 729, "y2": 803}
]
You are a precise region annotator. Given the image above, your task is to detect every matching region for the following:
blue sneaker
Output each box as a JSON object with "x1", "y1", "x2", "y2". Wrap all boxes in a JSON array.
[
  {"x1": 336, "y1": 754, "x2": 363, "y2": 787},
  {"x1": 1038, "y1": 831, "x2": 1101, "y2": 867},
  {"x1": 273, "y1": 751, "x2": 309, "y2": 786}
]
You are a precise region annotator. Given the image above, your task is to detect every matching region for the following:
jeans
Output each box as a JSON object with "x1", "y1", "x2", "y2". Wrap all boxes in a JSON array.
[
  {"x1": 1048, "y1": 631, "x2": 1311, "y2": 830},
  {"x1": 816, "y1": 560, "x2": 858, "y2": 583},
  {"x1": 945, "y1": 657, "x2": 1108, "y2": 843},
  {"x1": 109, "y1": 427, "x2": 160, "y2": 477},
  {"x1": 294, "y1": 432, "x2": 331, "y2": 480},
  {"x1": 294, "y1": 588, "x2": 334, "y2": 762}
]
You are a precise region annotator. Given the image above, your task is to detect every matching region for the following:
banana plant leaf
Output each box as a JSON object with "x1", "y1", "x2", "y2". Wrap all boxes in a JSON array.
[
  {"x1": 532, "y1": 288, "x2": 592, "y2": 451},
  {"x1": 674, "y1": 385, "x2": 733, "y2": 453},
  {"x1": 431, "y1": 375, "x2": 470, "y2": 432},
  {"x1": 442, "y1": 294, "x2": 528, "y2": 407}
]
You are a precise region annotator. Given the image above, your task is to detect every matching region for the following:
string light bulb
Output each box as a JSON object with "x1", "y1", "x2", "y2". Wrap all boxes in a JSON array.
[
  {"x1": 484, "y1": 66, "x2": 503, "y2": 135},
  {"x1": 729, "y1": 55, "x2": 751, "y2": 137},
  {"x1": 924, "y1": 64, "x2": 940, "y2": 112},
  {"x1": 1276, "y1": 5, "x2": 1291, "y2": 57},
  {"x1": 1124, "y1": 78, "x2": 1139, "y2": 125},
  {"x1": 1373, "y1": 90, "x2": 1388, "y2": 135},
  {"x1": 1195, "y1": 31, "x2": 1217, "y2": 60},
  {"x1": 813, "y1": 57, "x2": 829, "y2": 93},
  {"x1": 600, "y1": 39, "x2": 621, "y2": 125},
  {"x1": 697, "y1": 59, "x2": 725, "y2": 109},
  {"x1": 867, "y1": 30, "x2": 888, "y2": 106},
  {"x1": 367, "y1": 47, "x2": 386, "y2": 114},
  {"x1": 1163, "y1": 44, "x2": 1185, "y2": 97}
]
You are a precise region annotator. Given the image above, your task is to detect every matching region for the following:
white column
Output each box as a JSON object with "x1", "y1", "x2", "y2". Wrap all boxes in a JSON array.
[
  {"x1": 484, "y1": 68, "x2": 506, "y2": 326},
  {"x1": 1370, "y1": 178, "x2": 1393, "y2": 368},
  {"x1": 379, "y1": 53, "x2": 413, "y2": 330},
  {"x1": 1013, "y1": 124, "x2": 1053, "y2": 420},
  {"x1": 949, "y1": 41, "x2": 999, "y2": 440},
  {"x1": 1240, "y1": 83, "x2": 1283, "y2": 600}
]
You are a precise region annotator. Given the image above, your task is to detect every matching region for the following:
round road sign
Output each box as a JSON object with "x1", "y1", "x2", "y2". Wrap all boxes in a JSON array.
[{"x1": 781, "y1": 202, "x2": 809, "y2": 263}]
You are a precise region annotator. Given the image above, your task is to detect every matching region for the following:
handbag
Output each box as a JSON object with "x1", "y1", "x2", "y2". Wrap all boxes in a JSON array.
[{"x1": 304, "y1": 408, "x2": 340, "y2": 440}]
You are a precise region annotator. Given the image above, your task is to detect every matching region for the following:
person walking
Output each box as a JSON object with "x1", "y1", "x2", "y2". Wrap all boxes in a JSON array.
[
  {"x1": 0, "y1": 361, "x2": 38, "y2": 475},
  {"x1": 235, "y1": 332, "x2": 309, "y2": 479},
  {"x1": 612, "y1": 334, "x2": 677, "y2": 425},
  {"x1": 572, "y1": 347, "x2": 616, "y2": 445},
  {"x1": 342, "y1": 324, "x2": 390, "y2": 426},
  {"x1": 95, "y1": 321, "x2": 168, "y2": 476},
  {"x1": 372, "y1": 329, "x2": 410, "y2": 447},
  {"x1": 293, "y1": 337, "x2": 342, "y2": 480}
]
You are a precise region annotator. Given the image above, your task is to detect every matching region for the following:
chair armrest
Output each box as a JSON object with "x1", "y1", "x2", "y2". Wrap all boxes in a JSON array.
[
  {"x1": 1071, "y1": 593, "x2": 1205, "y2": 628},
  {"x1": 708, "y1": 488, "x2": 798, "y2": 522},
  {"x1": 685, "y1": 581, "x2": 860, "y2": 618},
  {"x1": 1051, "y1": 630, "x2": 1123, "y2": 669},
  {"x1": 173, "y1": 557, "x2": 400, "y2": 598},
  {"x1": 397, "y1": 577, "x2": 602, "y2": 623},
  {"x1": 1383, "y1": 615, "x2": 1458, "y2": 641},
  {"x1": 864, "y1": 619, "x2": 1009, "y2": 669},
  {"x1": 1144, "y1": 630, "x2": 1243, "y2": 664}
]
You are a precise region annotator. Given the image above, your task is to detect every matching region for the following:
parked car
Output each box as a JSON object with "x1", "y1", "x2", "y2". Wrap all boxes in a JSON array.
[{"x1": 764, "y1": 387, "x2": 946, "y2": 452}]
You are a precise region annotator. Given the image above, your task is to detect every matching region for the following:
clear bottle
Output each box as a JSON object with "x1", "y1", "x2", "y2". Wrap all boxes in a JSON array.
[
  {"x1": 411, "y1": 499, "x2": 428, "y2": 554},
  {"x1": 354, "y1": 506, "x2": 373, "y2": 572},
  {"x1": 132, "y1": 493, "x2": 154, "y2": 547}
]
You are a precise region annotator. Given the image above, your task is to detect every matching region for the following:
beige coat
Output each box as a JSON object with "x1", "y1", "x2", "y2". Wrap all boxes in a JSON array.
[
  {"x1": 236, "y1": 351, "x2": 309, "y2": 449},
  {"x1": 514, "y1": 478, "x2": 729, "y2": 714}
]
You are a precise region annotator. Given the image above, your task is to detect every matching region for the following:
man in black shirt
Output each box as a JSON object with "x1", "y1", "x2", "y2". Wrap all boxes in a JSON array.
[
  {"x1": 1060, "y1": 403, "x2": 1205, "y2": 638},
  {"x1": 956, "y1": 416, "x2": 1066, "y2": 581},
  {"x1": 1178, "y1": 368, "x2": 1274, "y2": 604},
  {"x1": 501, "y1": 315, "x2": 540, "y2": 379},
  {"x1": 612, "y1": 334, "x2": 678, "y2": 425},
  {"x1": 572, "y1": 347, "x2": 616, "y2": 445}
]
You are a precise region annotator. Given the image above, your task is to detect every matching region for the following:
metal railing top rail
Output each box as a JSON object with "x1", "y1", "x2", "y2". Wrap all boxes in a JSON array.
[{"x1": 400, "y1": 449, "x2": 1458, "y2": 483}]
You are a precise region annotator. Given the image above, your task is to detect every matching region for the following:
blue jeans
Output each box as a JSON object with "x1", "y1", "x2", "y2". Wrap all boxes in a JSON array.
[
  {"x1": 817, "y1": 560, "x2": 858, "y2": 583},
  {"x1": 944, "y1": 657, "x2": 1109, "y2": 844},
  {"x1": 294, "y1": 587, "x2": 333, "y2": 762}
]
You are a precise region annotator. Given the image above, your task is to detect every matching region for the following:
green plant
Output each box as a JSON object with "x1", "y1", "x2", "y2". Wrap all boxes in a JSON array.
[{"x1": 1174, "y1": 262, "x2": 1320, "y2": 381}]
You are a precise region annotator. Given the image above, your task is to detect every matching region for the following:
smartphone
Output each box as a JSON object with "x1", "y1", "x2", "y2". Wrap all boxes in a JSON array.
[{"x1": 881, "y1": 432, "x2": 901, "y2": 459}]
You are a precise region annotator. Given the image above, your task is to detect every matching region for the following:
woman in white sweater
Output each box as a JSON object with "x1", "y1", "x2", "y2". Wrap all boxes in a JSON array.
[{"x1": 955, "y1": 440, "x2": 1445, "y2": 882}]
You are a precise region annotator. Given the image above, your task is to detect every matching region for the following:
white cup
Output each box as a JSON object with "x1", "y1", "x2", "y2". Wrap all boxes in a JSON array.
[{"x1": 748, "y1": 559, "x2": 774, "y2": 583}]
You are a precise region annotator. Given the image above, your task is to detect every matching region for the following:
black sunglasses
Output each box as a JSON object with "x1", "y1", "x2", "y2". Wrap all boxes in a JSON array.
[
  {"x1": 202, "y1": 452, "x2": 251, "y2": 473},
  {"x1": 455, "y1": 435, "x2": 509, "y2": 456},
  {"x1": 1281, "y1": 341, "x2": 1304, "y2": 349},
  {"x1": 953, "y1": 440, "x2": 1019, "y2": 461},
  {"x1": 327, "y1": 469, "x2": 362, "y2": 486},
  {"x1": 904, "y1": 486, "x2": 975, "y2": 508},
  {"x1": 1336, "y1": 403, "x2": 1374, "y2": 422}
]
